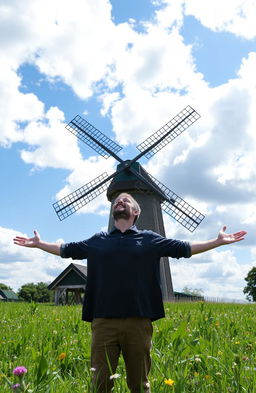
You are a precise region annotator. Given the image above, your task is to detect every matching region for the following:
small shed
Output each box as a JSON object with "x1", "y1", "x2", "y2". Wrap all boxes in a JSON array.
[
  {"x1": 48, "y1": 263, "x2": 87, "y2": 305},
  {"x1": 0, "y1": 289, "x2": 19, "y2": 302}
]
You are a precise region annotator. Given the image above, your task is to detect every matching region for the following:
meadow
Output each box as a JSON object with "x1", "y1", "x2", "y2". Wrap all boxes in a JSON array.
[{"x1": 0, "y1": 301, "x2": 256, "y2": 392}]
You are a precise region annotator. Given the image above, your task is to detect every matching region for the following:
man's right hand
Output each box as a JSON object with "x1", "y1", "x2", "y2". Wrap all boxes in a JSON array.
[
  {"x1": 13, "y1": 230, "x2": 61, "y2": 256},
  {"x1": 13, "y1": 230, "x2": 41, "y2": 248}
]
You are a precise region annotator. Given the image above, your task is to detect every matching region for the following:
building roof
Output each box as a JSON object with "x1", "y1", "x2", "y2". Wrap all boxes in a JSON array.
[
  {"x1": 48, "y1": 263, "x2": 87, "y2": 290},
  {"x1": 0, "y1": 289, "x2": 19, "y2": 300}
]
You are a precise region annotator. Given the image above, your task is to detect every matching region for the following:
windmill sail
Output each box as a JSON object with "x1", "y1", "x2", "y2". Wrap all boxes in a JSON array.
[
  {"x1": 53, "y1": 172, "x2": 111, "y2": 221},
  {"x1": 66, "y1": 115, "x2": 123, "y2": 160},
  {"x1": 135, "y1": 169, "x2": 204, "y2": 232},
  {"x1": 136, "y1": 105, "x2": 200, "y2": 159}
]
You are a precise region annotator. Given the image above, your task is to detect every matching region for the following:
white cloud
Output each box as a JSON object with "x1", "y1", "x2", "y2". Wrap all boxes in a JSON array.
[
  {"x1": 183, "y1": 0, "x2": 256, "y2": 39},
  {"x1": 171, "y1": 248, "x2": 252, "y2": 299},
  {"x1": 20, "y1": 107, "x2": 84, "y2": 170},
  {"x1": 0, "y1": 226, "x2": 71, "y2": 291},
  {"x1": 0, "y1": 63, "x2": 44, "y2": 146}
]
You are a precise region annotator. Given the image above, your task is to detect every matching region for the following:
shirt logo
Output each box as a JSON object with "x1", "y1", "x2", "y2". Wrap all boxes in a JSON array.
[{"x1": 136, "y1": 240, "x2": 142, "y2": 246}]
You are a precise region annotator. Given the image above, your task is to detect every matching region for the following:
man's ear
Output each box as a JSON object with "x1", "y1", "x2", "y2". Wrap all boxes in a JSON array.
[{"x1": 133, "y1": 210, "x2": 139, "y2": 218}]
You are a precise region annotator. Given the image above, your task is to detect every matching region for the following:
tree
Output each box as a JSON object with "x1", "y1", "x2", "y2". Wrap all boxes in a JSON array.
[
  {"x1": 243, "y1": 267, "x2": 256, "y2": 302},
  {"x1": 35, "y1": 282, "x2": 53, "y2": 303},
  {"x1": 18, "y1": 282, "x2": 53, "y2": 303},
  {"x1": 18, "y1": 283, "x2": 37, "y2": 302},
  {"x1": 0, "y1": 283, "x2": 12, "y2": 290},
  {"x1": 182, "y1": 286, "x2": 204, "y2": 297}
]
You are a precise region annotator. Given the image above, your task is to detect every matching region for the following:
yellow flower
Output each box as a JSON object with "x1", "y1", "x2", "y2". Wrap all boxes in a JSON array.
[
  {"x1": 164, "y1": 378, "x2": 175, "y2": 386},
  {"x1": 58, "y1": 352, "x2": 67, "y2": 360}
]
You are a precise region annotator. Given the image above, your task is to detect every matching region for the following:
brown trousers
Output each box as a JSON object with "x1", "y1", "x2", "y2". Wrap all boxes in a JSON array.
[{"x1": 91, "y1": 317, "x2": 153, "y2": 393}]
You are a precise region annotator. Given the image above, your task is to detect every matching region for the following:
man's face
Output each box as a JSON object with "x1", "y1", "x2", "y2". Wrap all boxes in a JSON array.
[{"x1": 112, "y1": 194, "x2": 138, "y2": 221}]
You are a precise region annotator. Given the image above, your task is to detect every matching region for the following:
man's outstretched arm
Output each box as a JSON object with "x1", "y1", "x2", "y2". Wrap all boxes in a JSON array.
[
  {"x1": 190, "y1": 226, "x2": 247, "y2": 255},
  {"x1": 13, "y1": 230, "x2": 61, "y2": 256}
]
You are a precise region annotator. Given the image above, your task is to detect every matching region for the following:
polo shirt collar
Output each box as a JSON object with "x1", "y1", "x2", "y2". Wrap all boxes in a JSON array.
[{"x1": 109, "y1": 225, "x2": 139, "y2": 234}]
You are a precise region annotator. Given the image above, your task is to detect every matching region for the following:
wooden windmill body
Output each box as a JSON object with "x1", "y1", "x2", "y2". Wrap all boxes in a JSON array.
[
  {"x1": 107, "y1": 162, "x2": 173, "y2": 300},
  {"x1": 53, "y1": 106, "x2": 205, "y2": 300}
]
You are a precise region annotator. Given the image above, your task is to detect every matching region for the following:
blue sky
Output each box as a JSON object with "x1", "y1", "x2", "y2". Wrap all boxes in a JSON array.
[{"x1": 1, "y1": 0, "x2": 256, "y2": 299}]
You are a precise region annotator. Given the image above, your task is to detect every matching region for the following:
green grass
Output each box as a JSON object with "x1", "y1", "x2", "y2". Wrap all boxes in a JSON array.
[{"x1": 0, "y1": 301, "x2": 256, "y2": 392}]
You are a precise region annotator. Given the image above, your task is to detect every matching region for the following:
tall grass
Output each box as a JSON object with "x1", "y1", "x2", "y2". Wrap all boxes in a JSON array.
[{"x1": 0, "y1": 302, "x2": 256, "y2": 392}]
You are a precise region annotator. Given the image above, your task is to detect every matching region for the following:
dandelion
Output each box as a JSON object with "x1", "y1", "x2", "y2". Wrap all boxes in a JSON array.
[
  {"x1": 109, "y1": 373, "x2": 120, "y2": 380},
  {"x1": 58, "y1": 352, "x2": 67, "y2": 360},
  {"x1": 164, "y1": 378, "x2": 175, "y2": 386},
  {"x1": 13, "y1": 367, "x2": 27, "y2": 376}
]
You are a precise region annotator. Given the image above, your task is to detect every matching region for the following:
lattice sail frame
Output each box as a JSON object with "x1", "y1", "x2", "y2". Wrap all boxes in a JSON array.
[
  {"x1": 135, "y1": 170, "x2": 205, "y2": 232},
  {"x1": 66, "y1": 115, "x2": 123, "y2": 159},
  {"x1": 53, "y1": 173, "x2": 111, "y2": 221},
  {"x1": 136, "y1": 105, "x2": 200, "y2": 159}
]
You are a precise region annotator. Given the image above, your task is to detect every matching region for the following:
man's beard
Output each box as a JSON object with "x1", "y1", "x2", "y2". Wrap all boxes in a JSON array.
[{"x1": 113, "y1": 207, "x2": 131, "y2": 221}]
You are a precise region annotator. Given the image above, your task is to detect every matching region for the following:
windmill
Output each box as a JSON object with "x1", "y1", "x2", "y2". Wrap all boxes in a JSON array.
[{"x1": 53, "y1": 105, "x2": 204, "y2": 300}]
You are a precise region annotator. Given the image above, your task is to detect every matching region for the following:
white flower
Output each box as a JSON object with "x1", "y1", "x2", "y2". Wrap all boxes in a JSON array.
[
  {"x1": 109, "y1": 373, "x2": 120, "y2": 380},
  {"x1": 90, "y1": 367, "x2": 96, "y2": 372}
]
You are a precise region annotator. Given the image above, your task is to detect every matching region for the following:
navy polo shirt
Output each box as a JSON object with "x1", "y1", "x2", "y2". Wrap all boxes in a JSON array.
[{"x1": 60, "y1": 225, "x2": 191, "y2": 322}]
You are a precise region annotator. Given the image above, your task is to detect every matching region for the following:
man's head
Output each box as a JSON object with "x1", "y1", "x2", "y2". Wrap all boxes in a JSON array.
[{"x1": 112, "y1": 193, "x2": 141, "y2": 224}]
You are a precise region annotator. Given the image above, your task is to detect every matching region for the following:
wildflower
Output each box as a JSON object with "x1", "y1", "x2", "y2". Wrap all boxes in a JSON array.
[
  {"x1": 58, "y1": 352, "x2": 67, "y2": 360},
  {"x1": 195, "y1": 357, "x2": 201, "y2": 363},
  {"x1": 215, "y1": 372, "x2": 222, "y2": 376},
  {"x1": 109, "y1": 373, "x2": 120, "y2": 380},
  {"x1": 235, "y1": 341, "x2": 240, "y2": 345},
  {"x1": 164, "y1": 378, "x2": 175, "y2": 386},
  {"x1": 194, "y1": 372, "x2": 199, "y2": 377},
  {"x1": 11, "y1": 383, "x2": 21, "y2": 390},
  {"x1": 205, "y1": 375, "x2": 211, "y2": 380},
  {"x1": 13, "y1": 367, "x2": 27, "y2": 376},
  {"x1": 90, "y1": 368, "x2": 96, "y2": 372}
]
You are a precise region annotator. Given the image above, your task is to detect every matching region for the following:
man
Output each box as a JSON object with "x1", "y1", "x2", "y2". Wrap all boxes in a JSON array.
[{"x1": 13, "y1": 192, "x2": 247, "y2": 393}]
